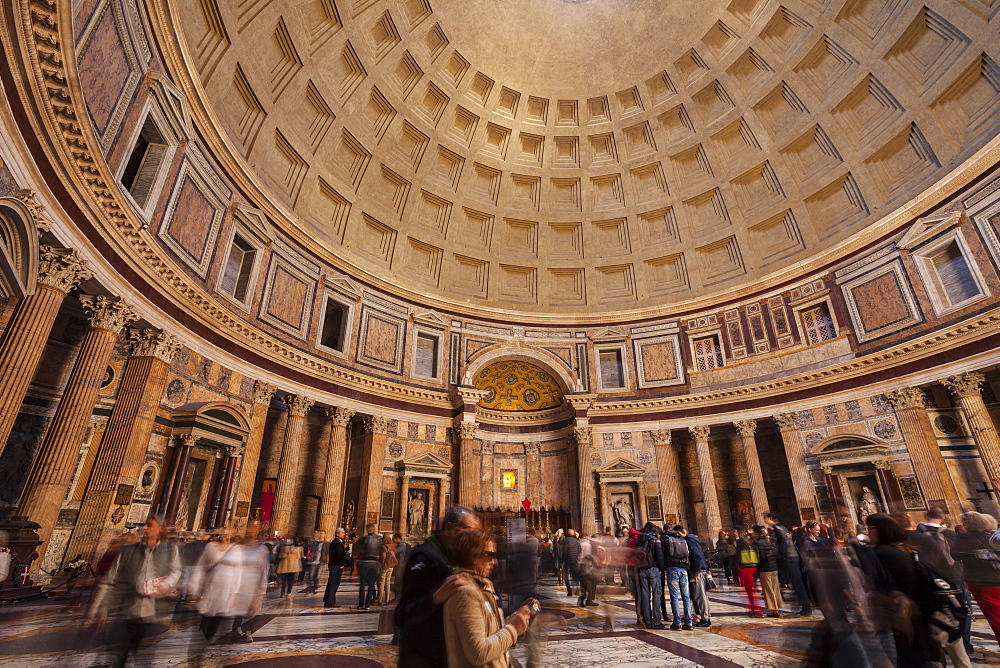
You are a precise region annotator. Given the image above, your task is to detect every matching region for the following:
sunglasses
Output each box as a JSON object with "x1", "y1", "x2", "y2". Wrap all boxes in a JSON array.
[{"x1": 483, "y1": 551, "x2": 497, "y2": 558}]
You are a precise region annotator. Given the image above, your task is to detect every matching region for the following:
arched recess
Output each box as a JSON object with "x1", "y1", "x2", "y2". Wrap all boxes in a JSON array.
[
  {"x1": 811, "y1": 434, "x2": 906, "y2": 522},
  {"x1": 0, "y1": 198, "x2": 39, "y2": 299},
  {"x1": 461, "y1": 345, "x2": 578, "y2": 395}
]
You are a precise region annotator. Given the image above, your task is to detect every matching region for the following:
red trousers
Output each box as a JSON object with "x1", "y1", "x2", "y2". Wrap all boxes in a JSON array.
[
  {"x1": 968, "y1": 583, "x2": 1000, "y2": 640},
  {"x1": 737, "y1": 566, "x2": 761, "y2": 614}
]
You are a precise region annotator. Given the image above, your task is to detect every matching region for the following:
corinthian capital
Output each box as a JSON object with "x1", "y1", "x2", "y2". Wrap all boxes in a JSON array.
[
  {"x1": 773, "y1": 412, "x2": 800, "y2": 431},
  {"x1": 734, "y1": 419, "x2": 757, "y2": 438},
  {"x1": 37, "y1": 245, "x2": 91, "y2": 293},
  {"x1": 942, "y1": 372, "x2": 986, "y2": 399},
  {"x1": 572, "y1": 426, "x2": 592, "y2": 446},
  {"x1": 80, "y1": 295, "x2": 139, "y2": 333},
  {"x1": 689, "y1": 425, "x2": 711, "y2": 442},
  {"x1": 252, "y1": 381, "x2": 277, "y2": 405},
  {"x1": 16, "y1": 189, "x2": 52, "y2": 232},
  {"x1": 457, "y1": 421, "x2": 478, "y2": 439},
  {"x1": 363, "y1": 415, "x2": 390, "y2": 434},
  {"x1": 649, "y1": 429, "x2": 672, "y2": 446},
  {"x1": 887, "y1": 387, "x2": 927, "y2": 411},
  {"x1": 130, "y1": 328, "x2": 181, "y2": 362},
  {"x1": 326, "y1": 406, "x2": 356, "y2": 427},
  {"x1": 285, "y1": 394, "x2": 315, "y2": 417}
]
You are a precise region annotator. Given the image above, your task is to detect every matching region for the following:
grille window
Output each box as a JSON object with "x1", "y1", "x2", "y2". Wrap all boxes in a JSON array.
[
  {"x1": 801, "y1": 302, "x2": 836, "y2": 344},
  {"x1": 693, "y1": 335, "x2": 723, "y2": 371}
]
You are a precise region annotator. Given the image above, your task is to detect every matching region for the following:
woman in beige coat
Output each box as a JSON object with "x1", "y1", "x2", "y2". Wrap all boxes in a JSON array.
[
  {"x1": 275, "y1": 538, "x2": 303, "y2": 597},
  {"x1": 443, "y1": 529, "x2": 535, "y2": 668}
]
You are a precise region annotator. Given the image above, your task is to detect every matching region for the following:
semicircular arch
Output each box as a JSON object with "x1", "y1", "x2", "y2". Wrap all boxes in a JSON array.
[{"x1": 462, "y1": 345, "x2": 577, "y2": 396}]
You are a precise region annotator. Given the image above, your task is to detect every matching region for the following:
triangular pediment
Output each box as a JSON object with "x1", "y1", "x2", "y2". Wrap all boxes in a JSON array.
[
  {"x1": 412, "y1": 310, "x2": 448, "y2": 329},
  {"x1": 325, "y1": 275, "x2": 362, "y2": 301},
  {"x1": 591, "y1": 327, "x2": 627, "y2": 341},
  {"x1": 898, "y1": 211, "x2": 963, "y2": 251},
  {"x1": 597, "y1": 457, "x2": 645, "y2": 473},
  {"x1": 399, "y1": 450, "x2": 451, "y2": 470}
]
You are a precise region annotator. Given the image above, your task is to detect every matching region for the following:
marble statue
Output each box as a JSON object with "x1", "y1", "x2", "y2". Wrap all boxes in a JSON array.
[{"x1": 408, "y1": 493, "x2": 425, "y2": 530}]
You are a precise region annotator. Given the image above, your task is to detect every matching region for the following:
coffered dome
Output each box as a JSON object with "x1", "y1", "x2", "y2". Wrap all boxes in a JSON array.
[{"x1": 170, "y1": 0, "x2": 1000, "y2": 317}]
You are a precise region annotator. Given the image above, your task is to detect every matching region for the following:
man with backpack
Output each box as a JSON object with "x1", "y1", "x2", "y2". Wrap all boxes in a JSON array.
[
  {"x1": 633, "y1": 522, "x2": 664, "y2": 629},
  {"x1": 661, "y1": 525, "x2": 693, "y2": 630},
  {"x1": 354, "y1": 523, "x2": 382, "y2": 610}
]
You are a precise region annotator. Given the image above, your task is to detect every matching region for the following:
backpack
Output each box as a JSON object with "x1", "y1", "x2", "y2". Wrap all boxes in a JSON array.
[
  {"x1": 911, "y1": 552, "x2": 968, "y2": 644},
  {"x1": 665, "y1": 535, "x2": 689, "y2": 561},
  {"x1": 632, "y1": 534, "x2": 659, "y2": 569},
  {"x1": 360, "y1": 534, "x2": 382, "y2": 561}
]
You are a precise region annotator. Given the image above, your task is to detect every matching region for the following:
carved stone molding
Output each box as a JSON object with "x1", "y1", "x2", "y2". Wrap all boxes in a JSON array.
[
  {"x1": 80, "y1": 295, "x2": 139, "y2": 333},
  {"x1": 326, "y1": 406, "x2": 356, "y2": 427},
  {"x1": 887, "y1": 387, "x2": 928, "y2": 410},
  {"x1": 252, "y1": 380, "x2": 277, "y2": 405},
  {"x1": 524, "y1": 442, "x2": 541, "y2": 455},
  {"x1": 480, "y1": 440, "x2": 494, "y2": 455},
  {"x1": 734, "y1": 419, "x2": 757, "y2": 438},
  {"x1": 774, "y1": 412, "x2": 800, "y2": 431},
  {"x1": 649, "y1": 429, "x2": 672, "y2": 446},
  {"x1": 689, "y1": 425, "x2": 711, "y2": 442},
  {"x1": 822, "y1": 465, "x2": 834, "y2": 475},
  {"x1": 457, "y1": 421, "x2": 479, "y2": 439},
  {"x1": 566, "y1": 395, "x2": 596, "y2": 413},
  {"x1": 942, "y1": 372, "x2": 986, "y2": 398},
  {"x1": 572, "y1": 426, "x2": 593, "y2": 446},
  {"x1": 285, "y1": 394, "x2": 315, "y2": 418},
  {"x1": 130, "y1": 328, "x2": 181, "y2": 362},
  {"x1": 15, "y1": 189, "x2": 52, "y2": 233},
  {"x1": 178, "y1": 434, "x2": 198, "y2": 447},
  {"x1": 37, "y1": 246, "x2": 91, "y2": 293},
  {"x1": 363, "y1": 415, "x2": 390, "y2": 434}
]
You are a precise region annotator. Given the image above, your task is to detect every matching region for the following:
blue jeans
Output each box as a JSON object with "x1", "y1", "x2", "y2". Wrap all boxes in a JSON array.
[
  {"x1": 564, "y1": 563, "x2": 579, "y2": 593},
  {"x1": 665, "y1": 566, "x2": 692, "y2": 625},
  {"x1": 358, "y1": 560, "x2": 378, "y2": 608},
  {"x1": 638, "y1": 567, "x2": 662, "y2": 626}
]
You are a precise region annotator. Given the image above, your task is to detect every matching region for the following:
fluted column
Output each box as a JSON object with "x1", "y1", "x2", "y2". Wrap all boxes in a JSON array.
[
  {"x1": 887, "y1": 388, "x2": 964, "y2": 516},
  {"x1": 457, "y1": 421, "x2": 478, "y2": 507},
  {"x1": 359, "y1": 415, "x2": 389, "y2": 531},
  {"x1": 573, "y1": 426, "x2": 596, "y2": 534},
  {"x1": 66, "y1": 329, "x2": 180, "y2": 564},
  {"x1": 875, "y1": 460, "x2": 903, "y2": 512},
  {"x1": 213, "y1": 446, "x2": 240, "y2": 528},
  {"x1": 438, "y1": 475, "x2": 449, "y2": 517},
  {"x1": 480, "y1": 440, "x2": 495, "y2": 508},
  {"x1": 398, "y1": 474, "x2": 411, "y2": 534},
  {"x1": 271, "y1": 394, "x2": 315, "y2": 536},
  {"x1": 650, "y1": 429, "x2": 683, "y2": 523},
  {"x1": 942, "y1": 373, "x2": 1000, "y2": 490},
  {"x1": 0, "y1": 247, "x2": 91, "y2": 454},
  {"x1": 775, "y1": 412, "x2": 815, "y2": 522},
  {"x1": 165, "y1": 435, "x2": 197, "y2": 524},
  {"x1": 234, "y1": 381, "x2": 277, "y2": 526},
  {"x1": 525, "y1": 442, "x2": 542, "y2": 506},
  {"x1": 690, "y1": 426, "x2": 722, "y2": 535},
  {"x1": 319, "y1": 406, "x2": 355, "y2": 533},
  {"x1": 735, "y1": 419, "x2": 769, "y2": 523},
  {"x1": 19, "y1": 295, "x2": 138, "y2": 563}
]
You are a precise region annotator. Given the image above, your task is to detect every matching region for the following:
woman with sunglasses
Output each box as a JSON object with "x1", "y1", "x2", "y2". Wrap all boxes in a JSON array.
[{"x1": 443, "y1": 528, "x2": 537, "y2": 667}]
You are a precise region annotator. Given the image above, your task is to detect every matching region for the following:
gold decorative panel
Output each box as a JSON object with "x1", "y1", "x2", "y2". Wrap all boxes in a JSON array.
[{"x1": 473, "y1": 361, "x2": 563, "y2": 411}]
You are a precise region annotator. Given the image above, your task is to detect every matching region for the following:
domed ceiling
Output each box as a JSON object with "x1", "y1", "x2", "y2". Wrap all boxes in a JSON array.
[{"x1": 173, "y1": 0, "x2": 1000, "y2": 316}]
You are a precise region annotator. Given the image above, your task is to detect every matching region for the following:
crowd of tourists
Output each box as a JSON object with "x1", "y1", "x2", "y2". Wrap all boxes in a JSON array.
[{"x1": 81, "y1": 502, "x2": 1000, "y2": 667}]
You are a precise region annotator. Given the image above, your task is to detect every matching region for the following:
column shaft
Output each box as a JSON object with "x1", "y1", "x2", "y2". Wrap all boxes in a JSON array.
[
  {"x1": 234, "y1": 382, "x2": 276, "y2": 526},
  {"x1": 213, "y1": 454, "x2": 239, "y2": 528},
  {"x1": 876, "y1": 463, "x2": 903, "y2": 512},
  {"x1": 574, "y1": 426, "x2": 596, "y2": 534},
  {"x1": 271, "y1": 395, "x2": 315, "y2": 536},
  {"x1": 319, "y1": 407, "x2": 354, "y2": 534},
  {"x1": 165, "y1": 437, "x2": 195, "y2": 523},
  {"x1": 690, "y1": 426, "x2": 722, "y2": 535},
  {"x1": 358, "y1": 416, "x2": 389, "y2": 531},
  {"x1": 398, "y1": 475, "x2": 410, "y2": 534},
  {"x1": 650, "y1": 430, "x2": 683, "y2": 523},
  {"x1": 775, "y1": 413, "x2": 815, "y2": 522},
  {"x1": 735, "y1": 420, "x2": 769, "y2": 524},
  {"x1": 457, "y1": 421, "x2": 478, "y2": 507},
  {"x1": 943, "y1": 374, "x2": 1000, "y2": 489}
]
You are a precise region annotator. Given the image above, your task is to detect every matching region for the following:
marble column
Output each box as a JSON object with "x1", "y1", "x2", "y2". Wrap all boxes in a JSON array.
[
  {"x1": 942, "y1": 373, "x2": 1000, "y2": 489},
  {"x1": 689, "y1": 426, "x2": 722, "y2": 535},
  {"x1": 887, "y1": 387, "x2": 964, "y2": 515},
  {"x1": 875, "y1": 460, "x2": 903, "y2": 512},
  {"x1": 19, "y1": 295, "x2": 138, "y2": 563},
  {"x1": 438, "y1": 475, "x2": 449, "y2": 518},
  {"x1": 457, "y1": 421, "x2": 478, "y2": 507},
  {"x1": 398, "y1": 474, "x2": 411, "y2": 534},
  {"x1": 0, "y1": 247, "x2": 91, "y2": 454},
  {"x1": 66, "y1": 329, "x2": 180, "y2": 564},
  {"x1": 525, "y1": 442, "x2": 542, "y2": 507},
  {"x1": 774, "y1": 412, "x2": 815, "y2": 521},
  {"x1": 319, "y1": 406, "x2": 355, "y2": 534},
  {"x1": 480, "y1": 440, "x2": 495, "y2": 508},
  {"x1": 823, "y1": 466, "x2": 844, "y2": 505},
  {"x1": 234, "y1": 381, "x2": 277, "y2": 526},
  {"x1": 271, "y1": 394, "x2": 315, "y2": 536},
  {"x1": 650, "y1": 429, "x2": 683, "y2": 523},
  {"x1": 734, "y1": 419, "x2": 769, "y2": 523},
  {"x1": 358, "y1": 416, "x2": 389, "y2": 531},
  {"x1": 573, "y1": 426, "x2": 596, "y2": 535},
  {"x1": 213, "y1": 446, "x2": 241, "y2": 528},
  {"x1": 165, "y1": 434, "x2": 197, "y2": 523},
  {"x1": 599, "y1": 480, "x2": 610, "y2": 529}
]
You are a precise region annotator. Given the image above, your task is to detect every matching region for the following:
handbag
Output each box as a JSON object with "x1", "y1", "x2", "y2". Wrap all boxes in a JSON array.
[{"x1": 704, "y1": 571, "x2": 718, "y2": 591}]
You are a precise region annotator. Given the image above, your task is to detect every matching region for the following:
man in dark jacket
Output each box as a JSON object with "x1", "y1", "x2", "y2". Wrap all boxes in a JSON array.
[
  {"x1": 561, "y1": 529, "x2": 582, "y2": 596},
  {"x1": 763, "y1": 512, "x2": 810, "y2": 616},
  {"x1": 677, "y1": 526, "x2": 711, "y2": 627},
  {"x1": 395, "y1": 505, "x2": 480, "y2": 668},
  {"x1": 324, "y1": 527, "x2": 348, "y2": 608},
  {"x1": 636, "y1": 523, "x2": 664, "y2": 629},
  {"x1": 753, "y1": 526, "x2": 781, "y2": 617},
  {"x1": 354, "y1": 524, "x2": 382, "y2": 610},
  {"x1": 661, "y1": 526, "x2": 692, "y2": 630}
]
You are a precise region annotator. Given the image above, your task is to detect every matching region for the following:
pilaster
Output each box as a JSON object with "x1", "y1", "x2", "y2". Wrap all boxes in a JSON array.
[
  {"x1": 270, "y1": 394, "x2": 315, "y2": 536},
  {"x1": 774, "y1": 412, "x2": 814, "y2": 523},
  {"x1": 319, "y1": 406, "x2": 355, "y2": 533},
  {"x1": 233, "y1": 380, "x2": 277, "y2": 526},
  {"x1": 358, "y1": 415, "x2": 389, "y2": 531},
  {"x1": 650, "y1": 429, "x2": 683, "y2": 523}
]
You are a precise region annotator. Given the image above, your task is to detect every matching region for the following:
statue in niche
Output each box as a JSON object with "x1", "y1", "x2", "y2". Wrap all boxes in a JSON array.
[
  {"x1": 408, "y1": 492, "x2": 426, "y2": 531},
  {"x1": 175, "y1": 474, "x2": 193, "y2": 531},
  {"x1": 858, "y1": 486, "x2": 880, "y2": 522},
  {"x1": 613, "y1": 497, "x2": 633, "y2": 530}
]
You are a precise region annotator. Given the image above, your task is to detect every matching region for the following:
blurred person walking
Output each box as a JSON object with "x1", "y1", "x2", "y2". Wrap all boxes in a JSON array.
[
  {"x1": 88, "y1": 517, "x2": 181, "y2": 667},
  {"x1": 303, "y1": 530, "x2": 326, "y2": 594},
  {"x1": 275, "y1": 537, "x2": 302, "y2": 597},
  {"x1": 954, "y1": 511, "x2": 1000, "y2": 640},
  {"x1": 753, "y1": 526, "x2": 782, "y2": 617},
  {"x1": 561, "y1": 529, "x2": 581, "y2": 596},
  {"x1": 764, "y1": 512, "x2": 811, "y2": 617},
  {"x1": 735, "y1": 530, "x2": 763, "y2": 617},
  {"x1": 396, "y1": 505, "x2": 481, "y2": 667},
  {"x1": 392, "y1": 533, "x2": 410, "y2": 600},
  {"x1": 443, "y1": 528, "x2": 536, "y2": 668},
  {"x1": 354, "y1": 523, "x2": 383, "y2": 610},
  {"x1": 716, "y1": 530, "x2": 736, "y2": 585},
  {"x1": 378, "y1": 533, "x2": 399, "y2": 605},
  {"x1": 324, "y1": 527, "x2": 349, "y2": 608}
]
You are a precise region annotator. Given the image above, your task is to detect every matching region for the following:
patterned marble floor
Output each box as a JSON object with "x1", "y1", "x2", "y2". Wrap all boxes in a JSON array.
[{"x1": 0, "y1": 573, "x2": 997, "y2": 667}]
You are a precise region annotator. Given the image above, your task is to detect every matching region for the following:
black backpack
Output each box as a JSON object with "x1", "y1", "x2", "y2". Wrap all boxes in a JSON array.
[
  {"x1": 665, "y1": 534, "x2": 689, "y2": 561},
  {"x1": 911, "y1": 552, "x2": 969, "y2": 644}
]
